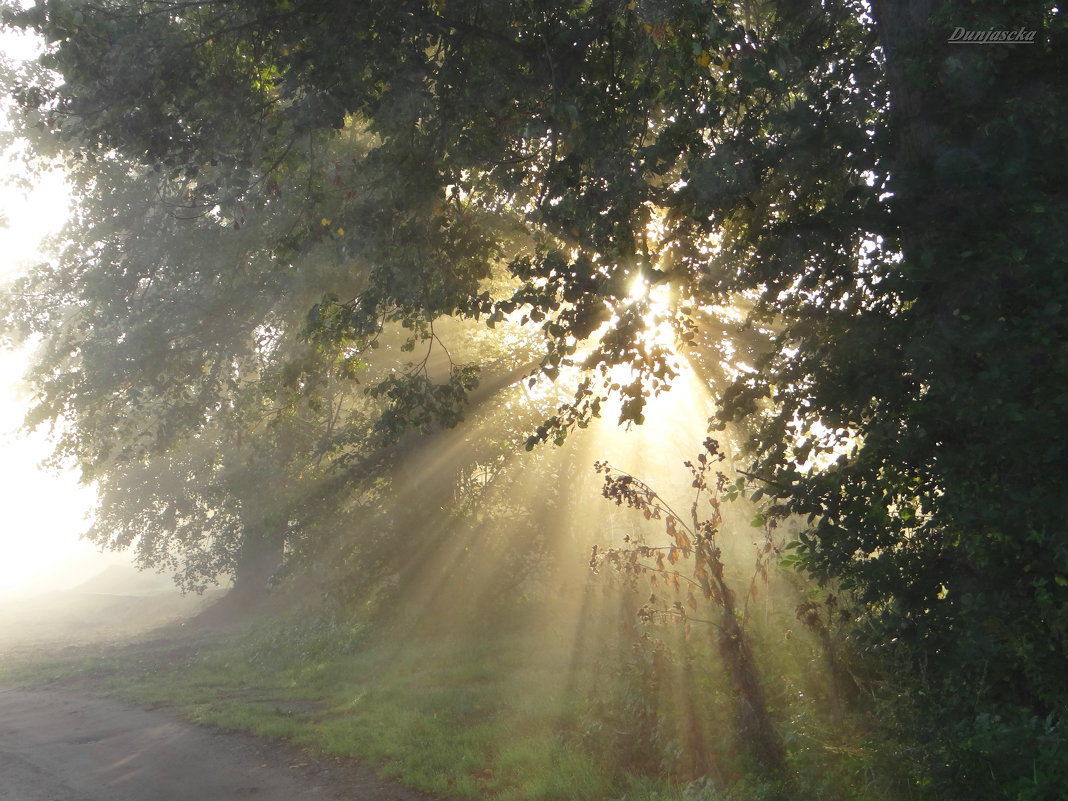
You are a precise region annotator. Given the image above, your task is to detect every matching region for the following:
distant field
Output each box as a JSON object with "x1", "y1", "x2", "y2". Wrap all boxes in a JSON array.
[{"x1": 0, "y1": 563, "x2": 226, "y2": 648}]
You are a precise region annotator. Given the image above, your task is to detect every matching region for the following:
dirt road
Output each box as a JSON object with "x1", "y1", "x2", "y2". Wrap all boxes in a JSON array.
[{"x1": 0, "y1": 687, "x2": 422, "y2": 801}]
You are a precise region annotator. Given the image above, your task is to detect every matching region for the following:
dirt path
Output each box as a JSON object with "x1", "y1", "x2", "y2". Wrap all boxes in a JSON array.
[{"x1": 0, "y1": 686, "x2": 427, "y2": 801}]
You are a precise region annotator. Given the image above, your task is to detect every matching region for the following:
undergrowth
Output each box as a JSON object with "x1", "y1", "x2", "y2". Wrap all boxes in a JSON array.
[{"x1": 0, "y1": 596, "x2": 911, "y2": 801}]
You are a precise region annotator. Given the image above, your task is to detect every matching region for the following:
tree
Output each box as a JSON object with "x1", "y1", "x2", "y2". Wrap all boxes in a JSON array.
[
  {"x1": 717, "y1": 3, "x2": 1068, "y2": 794},
  {"x1": 3, "y1": 0, "x2": 1067, "y2": 794}
]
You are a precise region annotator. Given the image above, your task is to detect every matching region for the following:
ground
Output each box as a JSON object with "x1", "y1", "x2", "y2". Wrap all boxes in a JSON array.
[
  {"x1": 0, "y1": 580, "x2": 439, "y2": 801},
  {"x1": 0, "y1": 685, "x2": 437, "y2": 801}
]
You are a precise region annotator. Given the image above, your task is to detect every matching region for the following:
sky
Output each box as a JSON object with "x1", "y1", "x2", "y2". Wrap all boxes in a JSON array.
[{"x1": 0, "y1": 25, "x2": 123, "y2": 598}]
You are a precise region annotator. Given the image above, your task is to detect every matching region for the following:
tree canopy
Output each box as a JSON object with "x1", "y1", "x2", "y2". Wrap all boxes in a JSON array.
[{"x1": 2, "y1": 0, "x2": 1067, "y2": 796}]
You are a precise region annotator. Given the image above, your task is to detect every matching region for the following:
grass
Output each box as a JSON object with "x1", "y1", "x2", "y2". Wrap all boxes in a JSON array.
[
  {"x1": 0, "y1": 593, "x2": 909, "y2": 801},
  {"x1": 0, "y1": 609, "x2": 637, "y2": 801}
]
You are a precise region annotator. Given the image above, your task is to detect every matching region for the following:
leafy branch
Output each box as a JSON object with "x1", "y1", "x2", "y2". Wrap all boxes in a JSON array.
[{"x1": 590, "y1": 436, "x2": 787, "y2": 774}]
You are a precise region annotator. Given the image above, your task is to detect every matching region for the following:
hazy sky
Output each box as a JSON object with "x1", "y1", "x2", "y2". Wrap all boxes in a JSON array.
[{"x1": 0, "y1": 26, "x2": 120, "y2": 598}]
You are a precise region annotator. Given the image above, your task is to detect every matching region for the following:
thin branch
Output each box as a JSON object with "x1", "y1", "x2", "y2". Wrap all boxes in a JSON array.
[{"x1": 736, "y1": 468, "x2": 790, "y2": 491}]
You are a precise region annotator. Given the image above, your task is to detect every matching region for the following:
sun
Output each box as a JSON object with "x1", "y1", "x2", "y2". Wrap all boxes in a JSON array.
[{"x1": 626, "y1": 269, "x2": 678, "y2": 349}]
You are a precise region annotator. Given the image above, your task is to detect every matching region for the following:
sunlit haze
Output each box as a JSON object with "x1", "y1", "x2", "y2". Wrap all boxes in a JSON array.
[{"x1": 0, "y1": 29, "x2": 116, "y2": 599}]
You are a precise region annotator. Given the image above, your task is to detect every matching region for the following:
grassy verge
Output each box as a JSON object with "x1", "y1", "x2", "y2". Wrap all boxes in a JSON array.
[
  {"x1": 0, "y1": 609, "x2": 665, "y2": 801},
  {"x1": 0, "y1": 596, "x2": 906, "y2": 801}
]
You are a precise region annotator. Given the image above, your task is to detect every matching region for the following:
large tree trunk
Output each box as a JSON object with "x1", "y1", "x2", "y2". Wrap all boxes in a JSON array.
[
  {"x1": 870, "y1": 0, "x2": 940, "y2": 256},
  {"x1": 230, "y1": 529, "x2": 285, "y2": 603}
]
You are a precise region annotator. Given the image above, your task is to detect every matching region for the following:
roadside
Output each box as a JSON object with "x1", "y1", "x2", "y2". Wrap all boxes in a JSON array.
[
  {"x1": 0, "y1": 603, "x2": 661, "y2": 801},
  {"x1": 0, "y1": 685, "x2": 437, "y2": 801},
  {"x1": 0, "y1": 587, "x2": 440, "y2": 801},
  {"x1": 1, "y1": 586, "x2": 877, "y2": 801}
]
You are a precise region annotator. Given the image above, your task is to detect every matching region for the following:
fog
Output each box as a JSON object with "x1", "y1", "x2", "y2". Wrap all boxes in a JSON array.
[
  {"x1": 0, "y1": 57, "x2": 212, "y2": 644},
  {"x1": 0, "y1": 562, "x2": 224, "y2": 650}
]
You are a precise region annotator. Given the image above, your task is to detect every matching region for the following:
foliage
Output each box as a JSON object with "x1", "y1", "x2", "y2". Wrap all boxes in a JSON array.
[
  {"x1": 722, "y1": 4, "x2": 1068, "y2": 796},
  {"x1": 3, "y1": 0, "x2": 884, "y2": 433}
]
